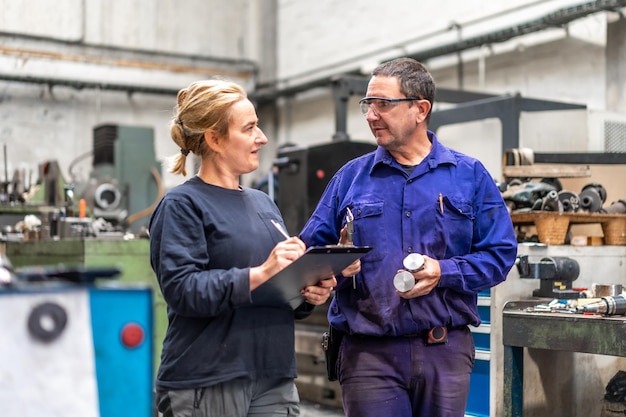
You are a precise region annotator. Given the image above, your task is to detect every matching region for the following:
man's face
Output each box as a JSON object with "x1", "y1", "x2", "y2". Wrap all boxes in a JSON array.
[{"x1": 363, "y1": 75, "x2": 421, "y2": 151}]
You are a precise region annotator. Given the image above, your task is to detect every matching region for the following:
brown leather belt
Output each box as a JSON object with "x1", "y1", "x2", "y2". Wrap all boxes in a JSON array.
[
  {"x1": 402, "y1": 325, "x2": 467, "y2": 344},
  {"x1": 351, "y1": 325, "x2": 467, "y2": 345}
]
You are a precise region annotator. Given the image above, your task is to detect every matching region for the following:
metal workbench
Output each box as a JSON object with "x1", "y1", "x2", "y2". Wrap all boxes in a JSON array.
[{"x1": 502, "y1": 300, "x2": 626, "y2": 417}]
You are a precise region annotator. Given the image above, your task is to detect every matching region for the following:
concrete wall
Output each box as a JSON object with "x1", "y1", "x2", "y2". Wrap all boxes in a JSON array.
[
  {"x1": 1, "y1": 1, "x2": 623, "y2": 191},
  {"x1": 0, "y1": 0, "x2": 274, "y2": 190},
  {"x1": 268, "y1": 1, "x2": 618, "y2": 185},
  {"x1": 606, "y1": 15, "x2": 626, "y2": 114}
]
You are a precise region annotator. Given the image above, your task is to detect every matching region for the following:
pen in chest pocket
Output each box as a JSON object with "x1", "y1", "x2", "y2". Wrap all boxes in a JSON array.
[{"x1": 438, "y1": 193, "x2": 444, "y2": 214}]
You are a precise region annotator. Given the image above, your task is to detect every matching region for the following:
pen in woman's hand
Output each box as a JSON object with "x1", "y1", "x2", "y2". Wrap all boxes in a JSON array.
[{"x1": 270, "y1": 219, "x2": 291, "y2": 240}]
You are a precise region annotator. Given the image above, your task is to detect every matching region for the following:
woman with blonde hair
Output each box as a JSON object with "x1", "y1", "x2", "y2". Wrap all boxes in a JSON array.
[{"x1": 149, "y1": 79, "x2": 336, "y2": 417}]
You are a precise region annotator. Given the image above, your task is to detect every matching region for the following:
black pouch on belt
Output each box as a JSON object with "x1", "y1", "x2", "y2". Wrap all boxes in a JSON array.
[{"x1": 321, "y1": 326, "x2": 344, "y2": 381}]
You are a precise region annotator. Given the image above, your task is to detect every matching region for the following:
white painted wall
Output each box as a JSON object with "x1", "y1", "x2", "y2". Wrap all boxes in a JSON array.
[
  {"x1": 0, "y1": 0, "x2": 622, "y2": 190},
  {"x1": 0, "y1": 0, "x2": 266, "y2": 191},
  {"x1": 270, "y1": 1, "x2": 615, "y2": 183}
]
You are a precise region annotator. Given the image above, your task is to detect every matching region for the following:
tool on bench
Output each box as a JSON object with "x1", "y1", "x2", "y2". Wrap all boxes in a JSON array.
[
  {"x1": 516, "y1": 255, "x2": 580, "y2": 299},
  {"x1": 576, "y1": 294, "x2": 626, "y2": 316}
]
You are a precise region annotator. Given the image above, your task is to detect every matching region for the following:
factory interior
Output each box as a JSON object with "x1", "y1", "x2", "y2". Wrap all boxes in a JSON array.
[{"x1": 2, "y1": 1, "x2": 626, "y2": 416}]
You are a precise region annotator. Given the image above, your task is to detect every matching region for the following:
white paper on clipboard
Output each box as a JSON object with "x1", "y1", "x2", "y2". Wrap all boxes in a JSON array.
[{"x1": 251, "y1": 245, "x2": 372, "y2": 309}]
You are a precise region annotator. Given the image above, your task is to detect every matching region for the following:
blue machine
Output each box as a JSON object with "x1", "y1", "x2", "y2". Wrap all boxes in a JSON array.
[{"x1": 0, "y1": 259, "x2": 153, "y2": 417}]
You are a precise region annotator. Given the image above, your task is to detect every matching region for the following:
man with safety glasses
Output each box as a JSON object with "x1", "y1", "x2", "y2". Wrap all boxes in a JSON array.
[{"x1": 300, "y1": 57, "x2": 517, "y2": 417}]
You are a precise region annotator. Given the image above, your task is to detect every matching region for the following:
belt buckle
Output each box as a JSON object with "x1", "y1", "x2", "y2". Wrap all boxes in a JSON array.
[{"x1": 426, "y1": 326, "x2": 448, "y2": 344}]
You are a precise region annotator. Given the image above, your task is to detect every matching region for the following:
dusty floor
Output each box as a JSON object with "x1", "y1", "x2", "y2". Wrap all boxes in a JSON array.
[{"x1": 300, "y1": 401, "x2": 344, "y2": 417}]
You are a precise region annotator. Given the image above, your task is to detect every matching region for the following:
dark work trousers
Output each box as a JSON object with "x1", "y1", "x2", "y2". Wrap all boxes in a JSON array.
[
  {"x1": 156, "y1": 377, "x2": 300, "y2": 417},
  {"x1": 338, "y1": 327, "x2": 475, "y2": 417}
]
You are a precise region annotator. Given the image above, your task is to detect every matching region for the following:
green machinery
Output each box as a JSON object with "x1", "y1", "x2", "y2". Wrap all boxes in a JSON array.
[
  {"x1": 2, "y1": 238, "x2": 166, "y2": 373},
  {"x1": 1, "y1": 124, "x2": 167, "y2": 373},
  {"x1": 79, "y1": 124, "x2": 163, "y2": 234}
]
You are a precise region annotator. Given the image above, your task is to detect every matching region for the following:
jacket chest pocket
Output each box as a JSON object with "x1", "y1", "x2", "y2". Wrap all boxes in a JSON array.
[
  {"x1": 434, "y1": 196, "x2": 474, "y2": 255},
  {"x1": 351, "y1": 201, "x2": 386, "y2": 263}
]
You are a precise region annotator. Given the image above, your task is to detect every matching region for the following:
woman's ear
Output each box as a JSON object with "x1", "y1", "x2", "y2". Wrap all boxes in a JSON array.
[{"x1": 204, "y1": 130, "x2": 221, "y2": 152}]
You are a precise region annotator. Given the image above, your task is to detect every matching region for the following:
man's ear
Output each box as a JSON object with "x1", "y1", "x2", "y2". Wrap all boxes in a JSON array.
[{"x1": 416, "y1": 99, "x2": 431, "y2": 123}]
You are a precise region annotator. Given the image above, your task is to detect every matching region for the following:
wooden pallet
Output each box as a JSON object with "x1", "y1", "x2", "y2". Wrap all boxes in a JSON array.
[{"x1": 510, "y1": 212, "x2": 626, "y2": 245}]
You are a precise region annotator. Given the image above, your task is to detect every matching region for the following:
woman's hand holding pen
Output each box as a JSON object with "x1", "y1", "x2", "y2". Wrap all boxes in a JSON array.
[
  {"x1": 249, "y1": 236, "x2": 306, "y2": 291},
  {"x1": 396, "y1": 254, "x2": 442, "y2": 299}
]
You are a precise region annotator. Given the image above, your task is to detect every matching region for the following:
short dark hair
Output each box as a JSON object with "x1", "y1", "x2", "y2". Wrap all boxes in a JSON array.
[{"x1": 372, "y1": 58, "x2": 435, "y2": 121}]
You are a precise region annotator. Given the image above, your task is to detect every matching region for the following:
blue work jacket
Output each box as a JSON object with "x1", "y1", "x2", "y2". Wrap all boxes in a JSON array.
[{"x1": 299, "y1": 131, "x2": 518, "y2": 336}]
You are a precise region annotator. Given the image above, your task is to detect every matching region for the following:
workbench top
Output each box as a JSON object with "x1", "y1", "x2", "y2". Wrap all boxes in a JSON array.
[{"x1": 503, "y1": 300, "x2": 626, "y2": 357}]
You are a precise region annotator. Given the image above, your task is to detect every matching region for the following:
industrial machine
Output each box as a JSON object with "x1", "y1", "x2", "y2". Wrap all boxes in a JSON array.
[
  {"x1": 1, "y1": 123, "x2": 163, "y2": 235},
  {"x1": 75, "y1": 124, "x2": 163, "y2": 234},
  {"x1": 516, "y1": 254, "x2": 581, "y2": 299},
  {"x1": 0, "y1": 124, "x2": 167, "y2": 414},
  {"x1": 0, "y1": 256, "x2": 154, "y2": 417},
  {"x1": 277, "y1": 141, "x2": 376, "y2": 235}
]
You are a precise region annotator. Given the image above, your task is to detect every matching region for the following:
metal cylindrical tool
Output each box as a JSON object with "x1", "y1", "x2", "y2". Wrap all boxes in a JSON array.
[
  {"x1": 594, "y1": 284, "x2": 623, "y2": 298},
  {"x1": 403, "y1": 253, "x2": 425, "y2": 272},
  {"x1": 603, "y1": 200, "x2": 626, "y2": 214},
  {"x1": 577, "y1": 295, "x2": 626, "y2": 316},
  {"x1": 541, "y1": 190, "x2": 562, "y2": 212},
  {"x1": 393, "y1": 270, "x2": 416, "y2": 292},
  {"x1": 579, "y1": 183, "x2": 606, "y2": 213},
  {"x1": 393, "y1": 254, "x2": 425, "y2": 292},
  {"x1": 557, "y1": 190, "x2": 580, "y2": 212}
]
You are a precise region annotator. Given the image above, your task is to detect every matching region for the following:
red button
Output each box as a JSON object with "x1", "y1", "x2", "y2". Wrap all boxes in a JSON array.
[{"x1": 121, "y1": 322, "x2": 145, "y2": 348}]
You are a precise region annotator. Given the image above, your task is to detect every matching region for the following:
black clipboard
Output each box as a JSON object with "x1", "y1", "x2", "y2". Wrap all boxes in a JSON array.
[{"x1": 251, "y1": 245, "x2": 372, "y2": 309}]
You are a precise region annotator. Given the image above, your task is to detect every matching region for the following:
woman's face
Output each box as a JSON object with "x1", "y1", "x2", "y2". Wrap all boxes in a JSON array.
[{"x1": 221, "y1": 99, "x2": 268, "y2": 176}]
